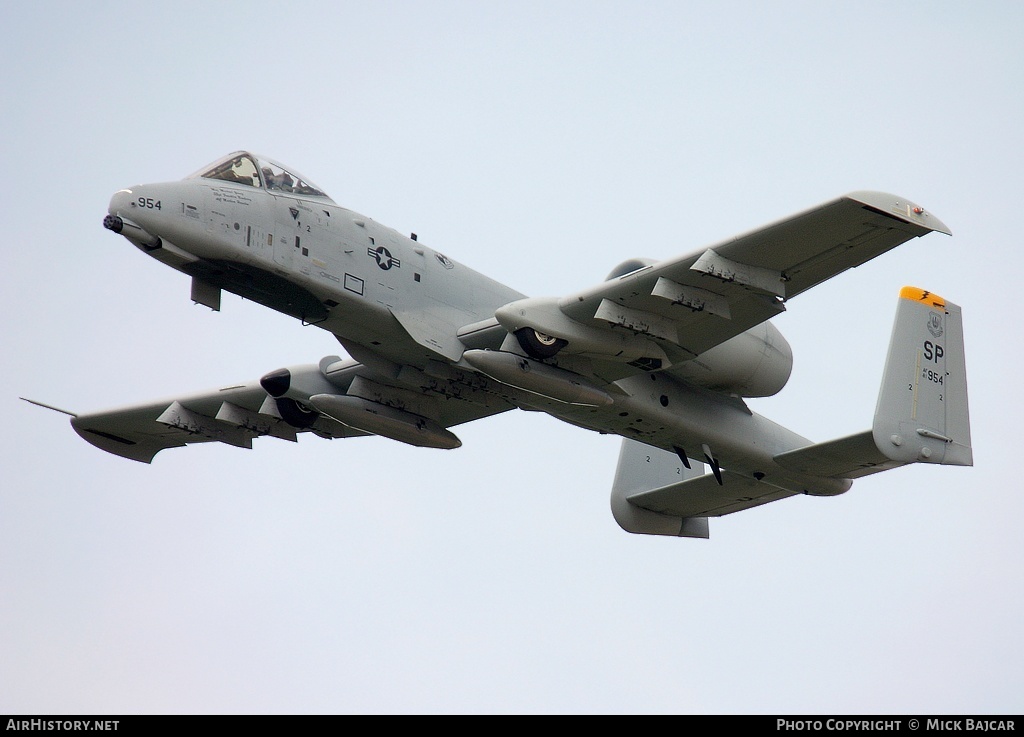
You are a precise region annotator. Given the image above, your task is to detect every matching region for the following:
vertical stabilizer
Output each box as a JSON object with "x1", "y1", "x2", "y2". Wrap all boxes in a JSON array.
[
  {"x1": 872, "y1": 287, "x2": 972, "y2": 466},
  {"x1": 610, "y1": 439, "x2": 709, "y2": 537}
]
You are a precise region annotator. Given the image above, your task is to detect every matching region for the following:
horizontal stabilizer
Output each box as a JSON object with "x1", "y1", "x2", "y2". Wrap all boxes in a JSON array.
[
  {"x1": 626, "y1": 469, "x2": 798, "y2": 519},
  {"x1": 773, "y1": 430, "x2": 907, "y2": 479}
]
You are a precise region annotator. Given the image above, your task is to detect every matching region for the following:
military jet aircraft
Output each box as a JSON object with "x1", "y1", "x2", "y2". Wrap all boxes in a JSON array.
[{"x1": 40, "y1": 151, "x2": 973, "y2": 538}]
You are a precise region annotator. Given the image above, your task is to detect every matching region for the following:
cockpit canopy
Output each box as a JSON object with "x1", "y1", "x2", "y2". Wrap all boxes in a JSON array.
[{"x1": 189, "y1": 151, "x2": 334, "y2": 203}]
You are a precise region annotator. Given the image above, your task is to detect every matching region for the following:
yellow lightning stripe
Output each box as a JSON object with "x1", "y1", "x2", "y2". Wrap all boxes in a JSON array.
[{"x1": 900, "y1": 286, "x2": 946, "y2": 308}]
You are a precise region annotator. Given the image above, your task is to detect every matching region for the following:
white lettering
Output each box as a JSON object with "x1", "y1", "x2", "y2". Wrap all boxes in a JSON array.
[
  {"x1": 1, "y1": 720, "x2": 120, "y2": 732},
  {"x1": 968, "y1": 723, "x2": 1016, "y2": 732},
  {"x1": 823, "y1": 720, "x2": 902, "y2": 731},
  {"x1": 778, "y1": 720, "x2": 825, "y2": 731}
]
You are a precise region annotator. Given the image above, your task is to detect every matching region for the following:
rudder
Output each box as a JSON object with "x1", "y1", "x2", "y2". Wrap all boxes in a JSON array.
[
  {"x1": 872, "y1": 286, "x2": 973, "y2": 466},
  {"x1": 610, "y1": 439, "x2": 710, "y2": 538}
]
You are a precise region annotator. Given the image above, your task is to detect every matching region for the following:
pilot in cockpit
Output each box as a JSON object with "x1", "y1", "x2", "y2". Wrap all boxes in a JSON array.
[{"x1": 262, "y1": 166, "x2": 294, "y2": 193}]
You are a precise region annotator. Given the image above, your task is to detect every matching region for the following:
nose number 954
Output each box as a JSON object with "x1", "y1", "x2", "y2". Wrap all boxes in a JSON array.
[{"x1": 136, "y1": 197, "x2": 162, "y2": 210}]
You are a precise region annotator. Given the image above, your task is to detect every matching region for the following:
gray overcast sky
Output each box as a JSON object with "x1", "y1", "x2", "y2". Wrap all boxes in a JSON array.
[{"x1": 3, "y1": 0, "x2": 1022, "y2": 715}]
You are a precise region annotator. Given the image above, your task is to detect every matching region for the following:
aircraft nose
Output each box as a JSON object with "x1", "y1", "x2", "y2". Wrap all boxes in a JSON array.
[
  {"x1": 108, "y1": 189, "x2": 133, "y2": 216},
  {"x1": 102, "y1": 188, "x2": 161, "y2": 247},
  {"x1": 102, "y1": 190, "x2": 133, "y2": 233}
]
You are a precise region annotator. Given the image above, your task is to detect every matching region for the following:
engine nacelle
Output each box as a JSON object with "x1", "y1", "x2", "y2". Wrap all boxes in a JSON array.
[
  {"x1": 673, "y1": 321, "x2": 793, "y2": 397},
  {"x1": 605, "y1": 257, "x2": 656, "y2": 280},
  {"x1": 259, "y1": 358, "x2": 363, "y2": 430}
]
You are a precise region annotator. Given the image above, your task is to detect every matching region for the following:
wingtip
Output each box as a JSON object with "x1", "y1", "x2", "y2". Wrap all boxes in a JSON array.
[{"x1": 845, "y1": 190, "x2": 952, "y2": 236}]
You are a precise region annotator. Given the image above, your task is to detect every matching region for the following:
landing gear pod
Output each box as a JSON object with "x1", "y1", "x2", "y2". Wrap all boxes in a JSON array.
[
  {"x1": 309, "y1": 394, "x2": 461, "y2": 449},
  {"x1": 514, "y1": 328, "x2": 567, "y2": 359}
]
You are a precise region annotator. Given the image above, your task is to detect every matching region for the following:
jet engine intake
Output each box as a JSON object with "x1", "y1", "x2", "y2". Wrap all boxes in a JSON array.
[
  {"x1": 274, "y1": 397, "x2": 318, "y2": 429},
  {"x1": 259, "y1": 364, "x2": 344, "y2": 401}
]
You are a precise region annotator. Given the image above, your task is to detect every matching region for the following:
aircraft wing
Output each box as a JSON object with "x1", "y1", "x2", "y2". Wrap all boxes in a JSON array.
[
  {"x1": 539, "y1": 191, "x2": 949, "y2": 376},
  {"x1": 66, "y1": 380, "x2": 352, "y2": 463},
  {"x1": 63, "y1": 358, "x2": 516, "y2": 462}
]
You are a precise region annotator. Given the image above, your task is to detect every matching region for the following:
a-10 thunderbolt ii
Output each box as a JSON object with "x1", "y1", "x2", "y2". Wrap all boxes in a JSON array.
[{"x1": 47, "y1": 151, "x2": 972, "y2": 538}]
